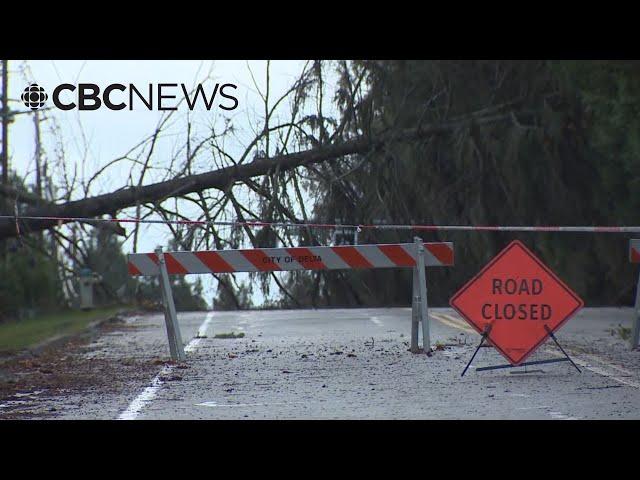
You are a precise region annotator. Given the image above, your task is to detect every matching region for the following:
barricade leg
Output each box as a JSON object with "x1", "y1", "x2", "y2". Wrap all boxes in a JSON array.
[
  {"x1": 411, "y1": 267, "x2": 420, "y2": 353},
  {"x1": 414, "y1": 236, "x2": 430, "y2": 353},
  {"x1": 632, "y1": 269, "x2": 640, "y2": 350},
  {"x1": 155, "y1": 247, "x2": 185, "y2": 361}
]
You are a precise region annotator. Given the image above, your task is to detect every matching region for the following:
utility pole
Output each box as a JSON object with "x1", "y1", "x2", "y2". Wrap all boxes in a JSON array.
[
  {"x1": 33, "y1": 109, "x2": 42, "y2": 198},
  {"x1": 1, "y1": 60, "x2": 8, "y2": 185}
]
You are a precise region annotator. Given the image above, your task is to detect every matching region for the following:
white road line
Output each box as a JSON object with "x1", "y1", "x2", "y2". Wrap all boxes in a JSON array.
[
  {"x1": 542, "y1": 347, "x2": 640, "y2": 390},
  {"x1": 117, "y1": 312, "x2": 214, "y2": 420},
  {"x1": 117, "y1": 364, "x2": 174, "y2": 420},
  {"x1": 370, "y1": 316, "x2": 382, "y2": 326},
  {"x1": 579, "y1": 353, "x2": 635, "y2": 377},
  {"x1": 573, "y1": 359, "x2": 640, "y2": 390},
  {"x1": 196, "y1": 401, "x2": 304, "y2": 408},
  {"x1": 549, "y1": 411, "x2": 580, "y2": 420},
  {"x1": 186, "y1": 312, "x2": 216, "y2": 352}
]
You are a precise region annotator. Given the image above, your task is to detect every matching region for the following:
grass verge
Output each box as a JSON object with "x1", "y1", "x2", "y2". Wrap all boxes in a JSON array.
[{"x1": 0, "y1": 306, "x2": 125, "y2": 354}]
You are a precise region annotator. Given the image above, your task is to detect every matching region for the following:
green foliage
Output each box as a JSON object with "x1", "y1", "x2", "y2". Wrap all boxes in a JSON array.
[
  {"x1": 132, "y1": 274, "x2": 208, "y2": 312},
  {"x1": 0, "y1": 174, "x2": 63, "y2": 320},
  {"x1": 0, "y1": 182, "x2": 208, "y2": 316},
  {"x1": 554, "y1": 61, "x2": 640, "y2": 220},
  {"x1": 294, "y1": 60, "x2": 640, "y2": 306},
  {"x1": 96, "y1": 236, "x2": 208, "y2": 312},
  {"x1": 81, "y1": 228, "x2": 137, "y2": 305},
  {"x1": 611, "y1": 323, "x2": 632, "y2": 341},
  {"x1": 212, "y1": 274, "x2": 253, "y2": 310},
  {"x1": 173, "y1": 277, "x2": 208, "y2": 311},
  {"x1": 0, "y1": 239, "x2": 63, "y2": 320}
]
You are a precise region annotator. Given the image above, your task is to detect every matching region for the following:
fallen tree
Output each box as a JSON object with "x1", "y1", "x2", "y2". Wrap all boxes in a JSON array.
[{"x1": 0, "y1": 111, "x2": 524, "y2": 240}]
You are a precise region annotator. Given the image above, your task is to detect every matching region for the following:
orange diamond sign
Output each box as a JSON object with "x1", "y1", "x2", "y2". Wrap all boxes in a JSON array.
[{"x1": 450, "y1": 240, "x2": 583, "y2": 365}]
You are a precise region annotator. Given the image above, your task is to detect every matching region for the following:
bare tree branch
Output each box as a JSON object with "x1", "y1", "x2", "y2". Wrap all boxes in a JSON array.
[{"x1": 0, "y1": 112, "x2": 522, "y2": 239}]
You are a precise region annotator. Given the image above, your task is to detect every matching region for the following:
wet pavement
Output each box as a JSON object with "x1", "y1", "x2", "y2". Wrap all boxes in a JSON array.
[{"x1": 2, "y1": 307, "x2": 639, "y2": 419}]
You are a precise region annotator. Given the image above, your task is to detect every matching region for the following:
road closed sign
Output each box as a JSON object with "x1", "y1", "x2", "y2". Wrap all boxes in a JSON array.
[{"x1": 450, "y1": 240, "x2": 583, "y2": 365}]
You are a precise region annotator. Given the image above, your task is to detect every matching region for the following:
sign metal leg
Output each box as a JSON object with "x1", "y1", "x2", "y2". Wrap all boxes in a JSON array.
[
  {"x1": 543, "y1": 324, "x2": 580, "y2": 373},
  {"x1": 156, "y1": 247, "x2": 185, "y2": 362},
  {"x1": 461, "y1": 332, "x2": 488, "y2": 377},
  {"x1": 476, "y1": 357, "x2": 570, "y2": 372},
  {"x1": 471, "y1": 327, "x2": 580, "y2": 375}
]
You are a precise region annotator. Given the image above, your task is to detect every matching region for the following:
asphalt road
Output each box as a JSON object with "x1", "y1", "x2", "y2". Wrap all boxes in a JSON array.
[{"x1": 40, "y1": 306, "x2": 640, "y2": 420}]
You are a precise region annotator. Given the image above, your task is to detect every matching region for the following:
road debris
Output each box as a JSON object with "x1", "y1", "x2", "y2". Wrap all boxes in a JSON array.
[{"x1": 215, "y1": 332, "x2": 245, "y2": 339}]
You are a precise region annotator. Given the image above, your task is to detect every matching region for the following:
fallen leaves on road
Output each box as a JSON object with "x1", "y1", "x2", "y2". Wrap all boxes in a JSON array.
[{"x1": 0, "y1": 320, "x2": 166, "y2": 419}]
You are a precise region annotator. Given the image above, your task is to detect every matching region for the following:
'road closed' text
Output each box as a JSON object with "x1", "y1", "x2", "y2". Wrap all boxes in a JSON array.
[{"x1": 482, "y1": 277, "x2": 551, "y2": 320}]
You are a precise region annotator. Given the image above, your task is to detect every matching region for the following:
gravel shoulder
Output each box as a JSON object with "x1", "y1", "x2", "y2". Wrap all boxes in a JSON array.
[{"x1": 0, "y1": 312, "x2": 167, "y2": 419}]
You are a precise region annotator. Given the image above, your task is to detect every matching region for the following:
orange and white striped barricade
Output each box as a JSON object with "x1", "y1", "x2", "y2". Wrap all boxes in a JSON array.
[
  {"x1": 128, "y1": 237, "x2": 454, "y2": 360},
  {"x1": 629, "y1": 239, "x2": 640, "y2": 349}
]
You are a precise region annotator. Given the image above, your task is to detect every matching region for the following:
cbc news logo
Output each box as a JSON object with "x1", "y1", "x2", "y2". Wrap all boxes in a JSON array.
[
  {"x1": 21, "y1": 84, "x2": 48, "y2": 111},
  {"x1": 20, "y1": 82, "x2": 239, "y2": 112}
]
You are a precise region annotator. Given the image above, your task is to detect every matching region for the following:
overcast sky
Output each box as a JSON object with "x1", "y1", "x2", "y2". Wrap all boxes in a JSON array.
[
  {"x1": 9, "y1": 60, "x2": 317, "y2": 179},
  {"x1": 6, "y1": 60, "x2": 340, "y2": 306}
]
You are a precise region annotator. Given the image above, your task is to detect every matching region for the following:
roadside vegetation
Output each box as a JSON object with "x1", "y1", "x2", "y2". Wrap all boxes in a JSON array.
[
  {"x1": 279, "y1": 61, "x2": 640, "y2": 307},
  {"x1": 0, "y1": 306, "x2": 124, "y2": 354},
  {"x1": 611, "y1": 324, "x2": 632, "y2": 341}
]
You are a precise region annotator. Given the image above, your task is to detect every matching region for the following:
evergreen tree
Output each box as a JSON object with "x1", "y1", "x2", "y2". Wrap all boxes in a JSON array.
[
  {"x1": 296, "y1": 60, "x2": 639, "y2": 306},
  {"x1": 0, "y1": 174, "x2": 62, "y2": 320}
]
